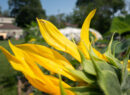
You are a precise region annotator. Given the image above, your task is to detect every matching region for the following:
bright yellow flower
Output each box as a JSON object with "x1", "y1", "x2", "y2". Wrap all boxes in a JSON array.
[
  {"x1": 36, "y1": 9, "x2": 129, "y2": 70},
  {"x1": 0, "y1": 43, "x2": 74, "y2": 95},
  {"x1": 37, "y1": 18, "x2": 81, "y2": 62},
  {"x1": 16, "y1": 43, "x2": 81, "y2": 81},
  {"x1": 128, "y1": 60, "x2": 130, "y2": 71},
  {"x1": 78, "y1": 9, "x2": 105, "y2": 60},
  {"x1": 1, "y1": 9, "x2": 129, "y2": 95},
  {"x1": 37, "y1": 9, "x2": 105, "y2": 62}
]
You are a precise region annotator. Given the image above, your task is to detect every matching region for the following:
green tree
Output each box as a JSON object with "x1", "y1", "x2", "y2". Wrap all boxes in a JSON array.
[
  {"x1": 0, "y1": 6, "x2": 2, "y2": 15},
  {"x1": 48, "y1": 15, "x2": 59, "y2": 27},
  {"x1": 73, "y1": 0, "x2": 125, "y2": 34},
  {"x1": 8, "y1": 0, "x2": 46, "y2": 27},
  {"x1": 48, "y1": 14, "x2": 65, "y2": 28},
  {"x1": 2, "y1": 10, "x2": 10, "y2": 17}
]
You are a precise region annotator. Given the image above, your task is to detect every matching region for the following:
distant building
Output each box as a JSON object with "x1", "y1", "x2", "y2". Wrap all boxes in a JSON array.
[{"x1": 0, "y1": 16, "x2": 23, "y2": 40}]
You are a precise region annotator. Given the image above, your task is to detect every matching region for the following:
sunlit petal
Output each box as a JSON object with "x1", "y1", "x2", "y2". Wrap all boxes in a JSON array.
[
  {"x1": 80, "y1": 9, "x2": 96, "y2": 45},
  {"x1": 128, "y1": 60, "x2": 130, "y2": 71},
  {"x1": 16, "y1": 44, "x2": 80, "y2": 81},
  {"x1": 78, "y1": 9, "x2": 105, "y2": 60},
  {"x1": 37, "y1": 18, "x2": 81, "y2": 62},
  {"x1": 47, "y1": 75, "x2": 75, "y2": 95},
  {"x1": 0, "y1": 44, "x2": 74, "y2": 94}
]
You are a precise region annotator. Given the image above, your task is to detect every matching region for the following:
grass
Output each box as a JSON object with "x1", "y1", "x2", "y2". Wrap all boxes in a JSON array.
[{"x1": 0, "y1": 39, "x2": 24, "y2": 95}]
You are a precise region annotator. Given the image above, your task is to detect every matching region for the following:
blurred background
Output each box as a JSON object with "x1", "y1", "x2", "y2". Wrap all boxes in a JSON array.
[{"x1": 0, "y1": 0, "x2": 130, "y2": 95}]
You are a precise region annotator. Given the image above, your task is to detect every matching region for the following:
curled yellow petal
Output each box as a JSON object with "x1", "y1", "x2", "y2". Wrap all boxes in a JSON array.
[
  {"x1": 8, "y1": 41, "x2": 59, "y2": 92},
  {"x1": 128, "y1": 60, "x2": 130, "y2": 71},
  {"x1": 25, "y1": 74, "x2": 59, "y2": 94},
  {"x1": 0, "y1": 43, "x2": 74, "y2": 94},
  {"x1": 80, "y1": 9, "x2": 96, "y2": 45},
  {"x1": 0, "y1": 46, "x2": 52, "y2": 93},
  {"x1": 0, "y1": 46, "x2": 28, "y2": 72},
  {"x1": 47, "y1": 75, "x2": 75, "y2": 95},
  {"x1": 78, "y1": 9, "x2": 105, "y2": 60},
  {"x1": 16, "y1": 44, "x2": 80, "y2": 81},
  {"x1": 16, "y1": 44, "x2": 74, "y2": 70},
  {"x1": 37, "y1": 18, "x2": 81, "y2": 62}
]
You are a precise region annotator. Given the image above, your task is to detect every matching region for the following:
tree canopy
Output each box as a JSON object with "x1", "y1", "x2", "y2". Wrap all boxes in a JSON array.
[
  {"x1": 0, "y1": 6, "x2": 2, "y2": 15},
  {"x1": 8, "y1": 0, "x2": 46, "y2": 27},
  {"x1": 73, "y1": 0, "x2": 125, "y2": 34},
  {"x1": 48, "y1": 14, "x2": 66, "y2": 28}
]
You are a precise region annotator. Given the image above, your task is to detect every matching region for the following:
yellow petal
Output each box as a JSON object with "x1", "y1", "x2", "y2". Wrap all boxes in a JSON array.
[
  {"x1": 0, "y1": 46, "x2": 38, "y2": 78},
  {"x1": 80, "y1": 9, "x2": 96, "y2": 45},
  {"x1": 0, "y1": 43, "x2": 74, "y2": 94},
  {"x1": 47, "y1": 75, "x2": 75, "y2": 95},
  {"x1": 25, "y1": 74, "x2": 60, "y2": 95},
  {"x1": 0, "y1": 46, "x2": 28, "y2": 72},
  {"x1": 16, "y1": 44, "x2": 80, "y2": 81},
  {"x1": 37, "y1": 18, "x2": 81, "y2": 62},
  {"x1": 91, "y1": 31, "x2": 98, "y2": 42},
  {"x1": 16, "y1": 44, "x2": 74, "y2": 70},
  {"x1": 9, "y1": 41, "x2": 57, "y2": 84},
  {"x1": 0, "y1": 46, "x2": 49, "y2": 89},
  {"x1": 78, "y1": 9, "x2": 105, "y2": 60},
  {"x1": 128, "y1": 60, "x2": 130, "y2": 71},
  {"x1": 7, "y1": 42, "x2": 60, "y2": 92}
]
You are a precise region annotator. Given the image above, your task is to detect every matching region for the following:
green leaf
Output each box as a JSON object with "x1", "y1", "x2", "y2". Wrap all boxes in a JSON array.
[
  {"x1": 84, "y1": 58, "x2": 116, "y2": 76},
  {"x1": 59, "y1": 75, "x2": 67, "y2": 95},
  {"x1": 79, "y1": 43, "x2": 115, "y2": 76},
  {"x1": 95, "y1": 60, "x2": 116, "y2": 73},
  {"x1": 127, "y1": 89, "x2": 130, "y2": 95},
  {"x1": 68, "y1": 86, "x2": 103, "y2": 95},
  {"x1": 83, "y1": 44, "x2": 116, "y2": 74},
  {"x1": 78, "y1": 50, "x2": 96, "y2": 75},
  {"x1": 110, "y1": 15, "x2": 130, "y2": 34},
  {"x1": 88, "y1": 46, "x2": 121, "y2": 95},
  {"x1": 97, "y1": 70, "x2": 121, "y2": 95}
]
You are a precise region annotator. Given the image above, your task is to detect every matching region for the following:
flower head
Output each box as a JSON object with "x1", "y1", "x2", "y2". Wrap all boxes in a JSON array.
[{"x1": 0, "y1": 9, "x2": 129, "y2": 95}]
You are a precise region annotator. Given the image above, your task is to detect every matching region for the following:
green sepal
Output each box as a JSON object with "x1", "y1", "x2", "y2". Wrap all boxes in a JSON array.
[
  {"x1": 67, "y1": 86, "x2": 103, "y2": 95},
  {"x1": 82, "y1": 44, "x2": 116, "y2": 74},
  {"x1": 83, "y1": 60, "x2": 96, "y2": 75},
  {"x1": 59, "y1": 75, "x2": 67, "y2": 95},
  {"x1": 112, "y1": 41, "x2": 120, "y2": 57},
  {"x1": 78, "y1": 49, "x2": 96, "y2": 75},
  {"x1": 104, "y1": 34, "x2": 122, "y2": 69},
  {"x1": 88, "y1": 46, "x2": 122, "y2": 95},
  {"x1": 78, "y1": 45, "x2": 116, "y2": 76},
  {"x1": 124, "y1": 75, "x2": 130, "y2": 94},
  {"x1": 121, "y1": 47, "x2": 130, "y2": 94},
  {"x1": 67, "y1": 68, "x2": 95, "y2": 84}
]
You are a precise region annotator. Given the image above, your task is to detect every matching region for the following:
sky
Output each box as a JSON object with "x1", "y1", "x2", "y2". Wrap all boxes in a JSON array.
[
  {"x1": 0, "y1": 0, "x2": 77, "y2": 16},
  {"x1": 0, "y1": 0, "x2": 130, "y2": 15}
]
